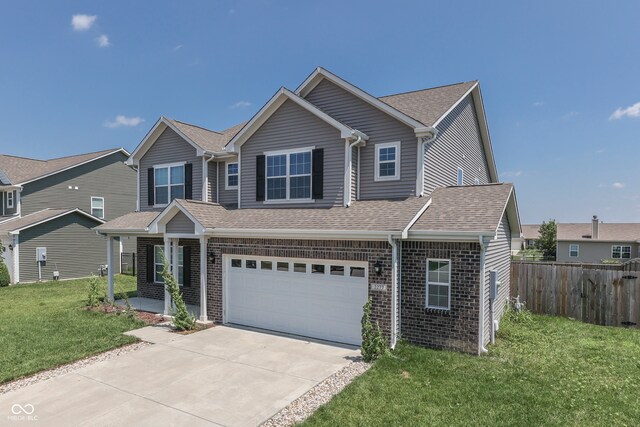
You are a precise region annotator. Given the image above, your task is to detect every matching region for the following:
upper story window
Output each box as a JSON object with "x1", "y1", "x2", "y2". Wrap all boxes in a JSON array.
[
  {"x1": 375, "y1": 141, "x2": 400, "y2": 181},
  {"x1": 426, "y1": 259, "x2": 451, "y2": 310},
  {"x1": 91, "y1": 197, "x2": 105, "y2": 219},
  {"x1": 474, "y1": 178, "x2": 480, "y2": 185},
  {"x1": 154, "y1": 163, "x2": 184, "y2": 206},
  {"x1": 6, "y1": 191, "x2": 13, "y2": 209},
  {"x1": 612, "y1": 245, "x2": 631, "y2": 259},
  {"x1": 569, "y1": 244, "x2": 579, "y2": 257},
  {"x1": 457, "y1": 167, "x2": 464, "y2": 186},
  {"x1": 226, "y1": 162, "x2": 239, "y2": 189},
  {"x1": 266, "y1": 149, "x2": 311, "y2": 201}
]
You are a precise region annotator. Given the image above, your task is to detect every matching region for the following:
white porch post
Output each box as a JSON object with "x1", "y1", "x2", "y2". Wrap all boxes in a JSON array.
[
  {"x1": 199, "y1": 236, "x2": 208, "y2": 322},
  {"x1": 163, "y1": 236, "x2": 171, "y2": 315},
  {"x1": 171, "y1": 238, "x2": 179, "y2": 313},
  {"x1": 107, "y1": 236, "x2": 114, "y2": 301}
]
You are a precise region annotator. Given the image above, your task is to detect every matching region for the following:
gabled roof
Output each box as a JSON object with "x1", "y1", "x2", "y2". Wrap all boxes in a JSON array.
[
  {"x1": 226, "y1": 87, "x2": 368, "y2": 152},
  {"x1": 0, "y1": 208, "x2": 104, "y2": 234},
  {"x1": 164, "y1": 118, "x2": 229, "y2": 153},
  {"x1": 0, "y1": 148, "x2": 128, "y2": 185},
  {"x1": 557, "y1": 223, "x2": 640, "y2": 242},
  {"x1": 94, "y1": 210, "x2": 160, "y2": 234},
  {"x1": 521, "y1": 224, "x2": 541, "y2": 240}
]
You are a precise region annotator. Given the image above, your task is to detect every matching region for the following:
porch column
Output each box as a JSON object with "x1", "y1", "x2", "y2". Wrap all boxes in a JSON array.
[
  {"x1": 199, "y1": 236, "x2": 208, "y2": 322},
  {"x1": 107, "y1": 236, "x2": 114, "y2": 301},
  {"x1": 172, "y1": 238, "x2": 179, "y2": 313},
  {"x1": 163, "y1": 236, "x2": 171, "y2": 315}
]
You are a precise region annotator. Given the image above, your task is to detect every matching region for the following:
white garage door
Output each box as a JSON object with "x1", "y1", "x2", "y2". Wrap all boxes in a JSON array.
[{"x1": 224, "y1": 255, "x2": 368, "y2": 345}]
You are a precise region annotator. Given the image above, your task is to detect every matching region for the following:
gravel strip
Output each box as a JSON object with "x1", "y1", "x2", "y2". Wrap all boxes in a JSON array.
[
  {"x1": 263, "y1": 359, "x2": 371, "y2": 427},
  {"x1": 0, "y1": 342, "x2": 151, "y2": 395}
]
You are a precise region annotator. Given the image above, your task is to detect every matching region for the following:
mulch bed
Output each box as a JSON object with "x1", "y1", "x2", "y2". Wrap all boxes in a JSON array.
[{"x1": 86, "y1": 303, "x2": 165, "y2": 325}]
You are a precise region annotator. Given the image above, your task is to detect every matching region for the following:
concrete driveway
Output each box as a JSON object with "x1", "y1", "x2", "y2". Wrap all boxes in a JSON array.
[{"x1": 0, "y1": 325, "x2": 359, "y2": 426}]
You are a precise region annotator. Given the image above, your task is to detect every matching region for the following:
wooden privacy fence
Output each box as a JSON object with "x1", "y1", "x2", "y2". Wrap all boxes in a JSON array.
[{"x1": 511, "y1": 262, "x2": 640, "y2": 328}]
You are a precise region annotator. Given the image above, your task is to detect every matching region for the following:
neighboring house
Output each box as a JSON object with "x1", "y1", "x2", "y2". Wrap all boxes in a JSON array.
[
  {"x1": 511, "y1": 224, "x2": 541, "y2": 253},
  {"x1": 0, "y1": 149, "x2": 137, "y2": 283},
  {"x1": 556, "y1": 215, "x2": 640, "y2": 263},
  {"x1": 97, "y1": 68, "x2": 521, "y2": 354}
]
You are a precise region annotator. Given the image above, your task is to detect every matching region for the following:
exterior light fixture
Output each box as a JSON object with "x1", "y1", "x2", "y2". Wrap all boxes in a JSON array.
[
  {"x1": 208, "y1": 252, "x2": 215, "y2": 265},
  {"x1": 374, "y1": 260, "x2": 383, "y2": 276}
]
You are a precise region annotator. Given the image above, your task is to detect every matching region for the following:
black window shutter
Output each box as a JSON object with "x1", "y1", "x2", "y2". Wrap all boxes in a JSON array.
[
  {"x1": 146, "y1": 245, "x2": 154, "y2": 283},
  {"x1": 183, "y1": 246, "x2": 191, "y2": 287},
  {"x1": 256, "y1": 155, "x2": 266, "y2": 201},
  {"x1": 312, "y1": 148, "x2": 324, "y2": 200},
  {"x1": 184, "y1": 163, "x2": 193, "y2": 200},
  {"x1": 147, "y1": 168, "x2": 154, "y2": 206}
]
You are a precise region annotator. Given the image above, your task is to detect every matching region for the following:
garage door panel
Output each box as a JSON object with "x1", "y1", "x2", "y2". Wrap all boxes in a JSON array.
[{"x1": 225, "y1": 256, "x2": 368, "y2": 345}]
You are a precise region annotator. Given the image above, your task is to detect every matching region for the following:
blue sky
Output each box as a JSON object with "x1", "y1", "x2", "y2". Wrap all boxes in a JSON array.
[{"x1": 0, "y1": 1, "x2": 638, "y2": 223}]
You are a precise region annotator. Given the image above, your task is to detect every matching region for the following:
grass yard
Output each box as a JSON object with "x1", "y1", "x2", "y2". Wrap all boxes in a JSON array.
[
  {"x1": 304, "y1": 312, "x2": 640, "y2": 426},
  {"x1": 0, "y1": 275, "x2": 144, "y2": 384}
]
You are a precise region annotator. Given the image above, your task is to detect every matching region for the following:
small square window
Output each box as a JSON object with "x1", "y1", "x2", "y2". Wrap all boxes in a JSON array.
[
  {"x1": 330, "y1": 265, "x2": 344, "y2": 276},
  {"x1": 350, "y1": 267, "x2": 365, "y2": 278},
  {"x1": 231, "y1": 259, "x2": 242, "y2": 268},
  {"x1": 294, "y1": 263, "x2": 307, "y2": 273},
  {"x1": 311, "y1": 264, "x2": 325, "y2": 274},
  {"x1": 375, "y1": 142, "x2": 400, "y2": 181},
  {"x1": 261, "y1": 260, "x2": 272, "y2": 270},
  {"x1": 246, "y1": 260, "x2": 257, "y2": 269},
  {"x1": 277, "y1": 262, "x2": 289, "y2": 272}
]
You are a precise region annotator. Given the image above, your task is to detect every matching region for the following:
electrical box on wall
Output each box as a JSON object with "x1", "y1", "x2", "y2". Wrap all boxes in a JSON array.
[
  {"x1": 489, "y1": 270, "x2": 500, "y2": 301},
  {"x1": 36, "y1": 247, "x2": 47, "y2": 263}
]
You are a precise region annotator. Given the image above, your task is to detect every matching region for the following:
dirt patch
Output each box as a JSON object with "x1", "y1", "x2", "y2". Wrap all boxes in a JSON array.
[{"x1": 86, "y1": 304, "x2": 165, "y2": 325}]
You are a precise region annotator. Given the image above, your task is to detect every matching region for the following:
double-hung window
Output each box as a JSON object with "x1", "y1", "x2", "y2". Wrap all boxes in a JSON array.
[
  {"x1": 154, "y1": 164, "x2": 185, "y2": 206},
  {"x1": 154, "y1": 245, "x2": 184, "y2": 285},
  {"x1": 375, "y1": 142, "x2": 400, "y2": 181},
  {"x1": 266, "y1": 149, "x2": 311, "y2": 201},
  {"x1": 6, "y1": 192, "x2": 13, "y2": 209},
  {"x1": 91, "y1": 197, "x2": 105, "y2": 219},
  {"x1": 612, "y1": 245, "x2": 631, "y2": 259},
  {"x1": 426, "y1": 259, "x2": 451, "y2": 310},
  {"x1": 226, "y1": 162, "x2": 238, "y2": 189},
  {"x1": 569, "y1": 244, "x2": 579, "y2": 257},
  {"x1": 457, "y1": 168, "x2": 464, "y2": 186}
]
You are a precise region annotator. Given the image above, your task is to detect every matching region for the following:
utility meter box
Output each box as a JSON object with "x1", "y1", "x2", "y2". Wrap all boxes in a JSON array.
[
  {"x1": 36, "y1": 247, "x2": 47, "y2": 263},
  {"x1": 489, "y1": 270, "x2": 500, "y2": 301}
]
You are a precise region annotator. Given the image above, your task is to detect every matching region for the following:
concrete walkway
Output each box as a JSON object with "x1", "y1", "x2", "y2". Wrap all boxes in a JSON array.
[{"x1": 0, "y1": 325, "x2": 359, "y2": 426}]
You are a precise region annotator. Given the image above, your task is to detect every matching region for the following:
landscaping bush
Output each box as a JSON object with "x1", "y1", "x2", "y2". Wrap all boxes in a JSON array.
[
  {"x1": 0, "y1": 260, "x2": 10, "y2": 287},
  {"x1": 161, "y1": 256, "x2": 196, "y2": 331},
  {"x1": 361, "y1": 298, "x2": 389, "y2": 362},
  {"x1": 87, "y1": 274, "x2": 103, "y2": 306}
]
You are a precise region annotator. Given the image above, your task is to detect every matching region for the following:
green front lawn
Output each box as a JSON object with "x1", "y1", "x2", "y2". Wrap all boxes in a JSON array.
[
  {"x1": 305, "y1": 312, "x2": 640, "y2": 426},
  {"x1": 0, "y1": 275, "x2": 144, "y2": 384}
]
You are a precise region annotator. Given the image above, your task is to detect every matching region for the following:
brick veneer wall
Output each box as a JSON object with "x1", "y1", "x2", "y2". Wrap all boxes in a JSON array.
[
  {"x1": 401, "y1": 241, "x2": 482, "y2": 354},
  {"x1": 205, "y1": 238, "x2": 394, "y2": 339},
  {"x1": 137, "y1": 237, "x2": 201, "y2": 306}
]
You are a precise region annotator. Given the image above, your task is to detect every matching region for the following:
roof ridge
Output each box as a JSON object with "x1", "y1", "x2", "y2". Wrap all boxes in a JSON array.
[
  {"x1": 378, "y1": 81, "x2": 477, "y2": 99},
  {"x1": 45, "y1": 148, "x2": 121, "y2": 162},
  {"x1": 0, "y1": 154, "x2": 46, "y2": 162},
  {"x1": 170, "y1": 118, "x2": 223, "y2": 135}
]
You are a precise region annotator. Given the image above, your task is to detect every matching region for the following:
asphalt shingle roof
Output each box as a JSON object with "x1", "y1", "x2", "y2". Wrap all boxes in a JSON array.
[
  {"x1": 95, "y1": 211, "x2": 160, "y2": 232},
  {"x1": 0, "y1": 208, "x2": 102, "y2": 233},
  {"x1": 521, "y1": 224, "x2": 541, "y2": 240},
  {"x1": 557, "y1": 223, "x2": 640, "y2": 242},
  {"x1": 165, "y1": 119, "x2": 229, "y2": 153}
]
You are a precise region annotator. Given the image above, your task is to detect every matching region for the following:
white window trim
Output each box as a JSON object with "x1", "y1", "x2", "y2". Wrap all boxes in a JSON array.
[
  {"x1": 264, "y1": 148, "x2": 313, "y2": 202},
  {"x1": 374, "y1": 141, "x2": 401, "y2": 182},
  {"x1": 474, "y1": 177, "x2": 480, "y2": 185},
  {"x1": 153, "y1": 162, "x2": 186, "y2": 208},
  {"x1": 154, "y1": 245, "x2": 184, "y2": 285},
  {"x1": 569, "y1": 244, "x2": 579, "y2": 257},
  {"x1": 90, "y1": 196, "x2": 105, "y2": 219},
  {"x1": 225, "y1": 161, "x2": 239, "y2": 190},
  {"x1": 457, "y1": 167, "x2": 464, "y2": 186},
  {"x1": 611, "y1": 245, "x2": 632, "y2": 259},
  {"x1": 6, "y1": 191, "x2": 13, "y2": 209},
  {"x1": 425, "y1": 258, "x2": 452, "y2": 310}
]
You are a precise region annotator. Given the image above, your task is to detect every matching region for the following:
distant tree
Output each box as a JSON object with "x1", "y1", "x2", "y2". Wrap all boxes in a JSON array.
[{"x1": 538, "y1": 220, "x2": 557, "y2": 260}]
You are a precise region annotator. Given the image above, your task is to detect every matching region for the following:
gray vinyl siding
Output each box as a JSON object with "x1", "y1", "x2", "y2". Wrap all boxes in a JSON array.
[
  {"x1": 20, "y1": 152, "x2": 135, "y2": 220},
  {"x1": 139, "y1": 128, "x2": 203, "y2": 211},
  {"x1": 305, "y1": 79, "x2": 418, "y2": 199},
  {"x1": 218, "y1": 160, "x2": 238, "y2": 207},
  {"x1": 18, "y1": 213, "x2": 106, "y2": 283},
  {"x1": 240, "y1": 99, "x2": 344, "y2": 208},
  {"x1": 166, "y1": 211, "x2": 195, "y2": 234},
  {"x1": 120, "y1": 235, "x2": 137, "y2": 254},
  {"x1": 483, "y1": 214, "x2": 511, "y2": 345},
  {"x1": 207, "y1": 161, "x2": 218, "y2": 203},
  {"x1": 556, "y1": 241, "x2": 638, "y2": 263},
  {"x1": 425, "y1": 95, "x2": 491, "y2": 196}
]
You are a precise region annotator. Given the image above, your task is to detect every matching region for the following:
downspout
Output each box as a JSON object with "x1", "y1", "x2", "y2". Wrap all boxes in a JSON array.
[
  {"x1": 205, "y1": 154, "x2": 216, "y2": 203},
  {"x1": 388, "y1": 235, "x2": 399, "y2": 349},
  {"x1": 416, "y1": 129, "x2": 439, "y2": 197},
  {"x1": 344, "y1": 135, "x2": 362, "y2": 207},
  {"x1": 478, "y1": 235, "x2": 489, "y2": 354}
]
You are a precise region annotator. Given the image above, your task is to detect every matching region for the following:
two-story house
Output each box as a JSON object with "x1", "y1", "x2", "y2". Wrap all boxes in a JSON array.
[
  {"x1": 0, "y1": 148, "x2": 136, "y2": 283},
  {"x1": 97, "y1": 68, "x2": 521, "y2": 354}
]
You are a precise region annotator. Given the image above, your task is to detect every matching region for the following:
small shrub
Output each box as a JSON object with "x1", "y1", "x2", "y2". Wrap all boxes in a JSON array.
[
  {"x1": 361, "y1": 298, "x2": 389, "y2": 362},
  {"x1": 0, "y1": 260, "x2": 9, "y2": 287},
  {"x1": 87, "y1": 274, "x2": 103, "y2": 306},
  {"x1": 161, "y1": 256, "x2": 196, "y2": 331},
  {"x1": 503, "y1": 303, "x2": 534, "y2": 325}
]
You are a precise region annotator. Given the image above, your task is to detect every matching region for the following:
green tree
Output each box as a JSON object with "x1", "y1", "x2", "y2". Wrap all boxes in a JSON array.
[
  {"x1": 160, "y1": 254, "x2": 196, "y2": 331},
  {"x1": 361, "y1": 298, "x2": 389, "y2": 362},
  {"x1": 538, "y1": 220, "x2": 557, "y2": 260}
]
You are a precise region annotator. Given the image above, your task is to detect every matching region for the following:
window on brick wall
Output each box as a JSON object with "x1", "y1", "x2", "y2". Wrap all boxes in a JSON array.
[
  {"x1": 154, "y1": 245, "x2": 184, "y2": 285},
  {"x1": 426, "y1": 259, "x2": 451, "y2": 310}
]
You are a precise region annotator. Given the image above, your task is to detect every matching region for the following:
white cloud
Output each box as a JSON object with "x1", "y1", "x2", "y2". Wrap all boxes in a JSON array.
[
  {"x1": 612, "y1": 182, "x2": 625, "y2": 189},
  {"x1": 173, "y1": 44, "x2": 183, "y2": 51},
  {"x1": 97, "y1": 34, "x2": 110, "y2": 47},
  {"x1": 532, "y1": 101, "x2": 544, "y2": 107},
  {"x1": 104, "y1": 115, "x2": 144, "y2": 128},
  {"x1": 562, "y1": 111, "x2": 579, "y2": 120},
  {"x1": 230, "y1": 101, "x2": 251, "y2": 109},
  {"x1": 595, "y1": 148, "x2": 606, "y2": 154},
  {"x1": 500, "y1": 170, "x2": 523, "y2": 178},
  {"x1": 609, "y1": 102, "x2": 640, "y2": 120},
  {"x1": 71, "y1": 14, "x2": 97, "y2": 31}
]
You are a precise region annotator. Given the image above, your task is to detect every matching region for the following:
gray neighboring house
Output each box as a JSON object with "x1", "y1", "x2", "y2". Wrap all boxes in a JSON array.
[
  {"x1": 511, "y1": 224, "x2": 541, "y2": 253},
  {"x1": 556, "y1": 215, "x2": 640, "y2": 263},
  {"x1": 97, "y1": 67, "x2": 521, "y2": 354},
  {"x1": 0, "y1": 148, "x2": 137, "y2": 283}
]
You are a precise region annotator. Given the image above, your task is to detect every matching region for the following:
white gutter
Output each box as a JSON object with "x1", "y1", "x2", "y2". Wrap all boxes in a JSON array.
[
  {"x1": 402, "y1": 198, "x2": 431, "y2": 239},
  {"x1": 208, "y1": 228, "x2": 399, "y2": 241},
  {"x1": 415, "y1": 128, "x2": 439, "y2": 197},
  {"x1": 388, "y1": 235, "x2": 399, "y2": 349},
  {"x1": 478, "y1": 235, "x2": 490, "y2": 354}
]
